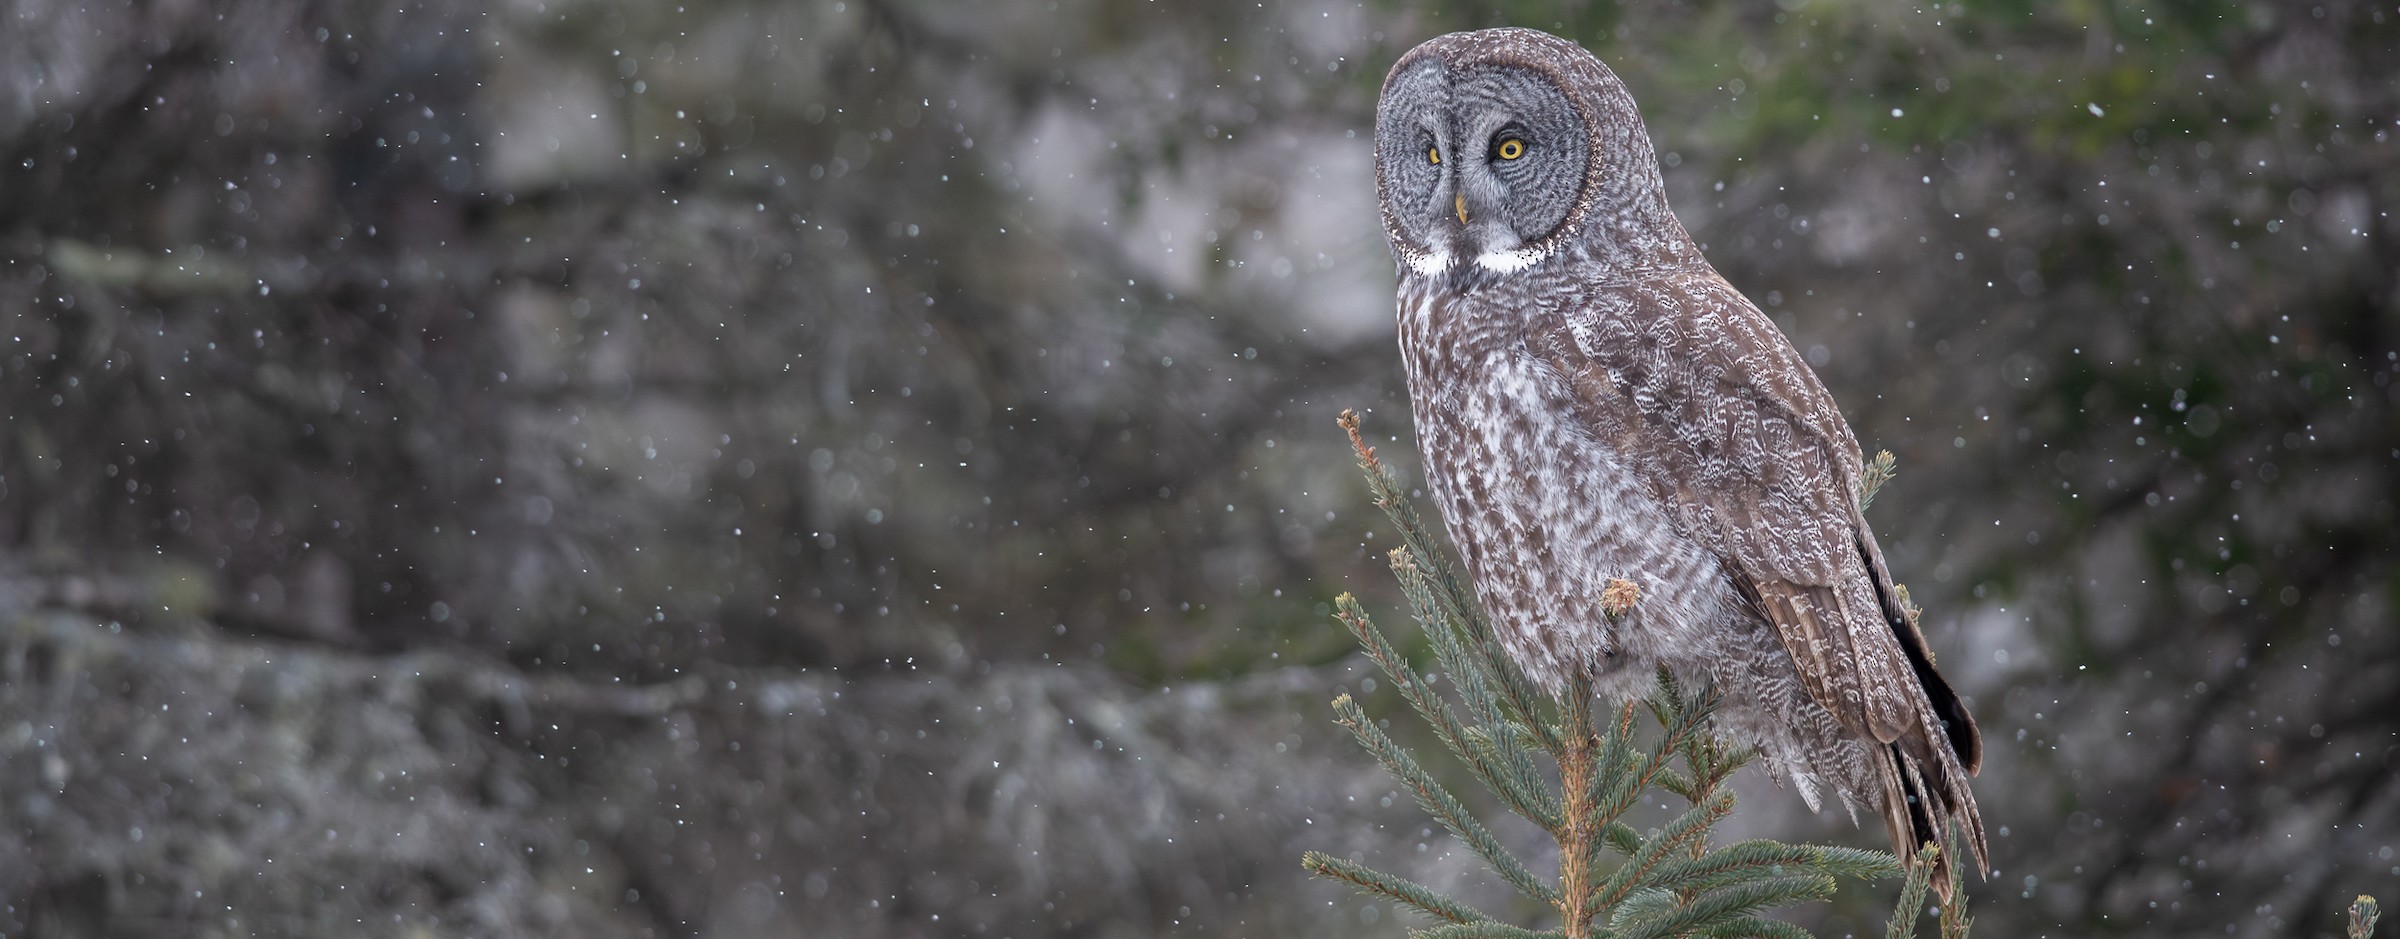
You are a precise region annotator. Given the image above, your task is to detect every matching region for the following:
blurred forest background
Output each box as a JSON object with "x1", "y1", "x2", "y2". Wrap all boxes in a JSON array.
[{"x1": 0, "y1": 0, "x2": 2394, "y2": 936}]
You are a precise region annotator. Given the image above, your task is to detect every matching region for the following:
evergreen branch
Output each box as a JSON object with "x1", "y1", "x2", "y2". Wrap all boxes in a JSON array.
[
  {"x1": 1647, "y1": 673, "x2": 1722, "y2": 756},
  {"x1": 1627, "y1": 678, "x2": 1719, "y2": 802},
  {"x1": 1804, "y1": 844, "x2": 1910, "y2": 882},
  {"x1": 1411, "y1": 590, "x2": 1549, "y2": 798},
  {"x1": 1588, "y1": 704, "x2": 1652, "y2": 812},
  {"x1": 1340, "y1": 589, "x2": 1562, "y2": 830},
  {"x1": 2352, "y1": 895, "x2": 2382, "y2": 939},
  {"x1": 1651, "y1": 668, "x2": 1691, "y2": 716},
  {"x1": 1475, "y1": 634, "x2": 1565, "y2": 752},
  {"x1": 1342, "y1": 409, "x2": 1562, "y2": 752},
  {"x1": 1885, "y1": 843, "x2": 1941, "y2": 939},
  {"x1": 1483, "y1": 714, "x2": 1556, "y2": 822},
  {"x1": 1586, "y1": 704, "x2": 1634, "y2": 794},
  {"x1": 1334, "y1": 591, "x2": 1432, "y2": 697},
  {"x1": 1939, "y1": 870, "x2": 1973, "y2": 939},
  {"x1": 1686, "y1": 738, "x2": 1754, "y2": 792},
  {"x1": 1653, "y1": 765, "x2": 1699, "y2": 802},
  {"x1": 1603, "y1": 821, "x2": 1645, "y2": 857},
  {"x1": 1589, "y1": 717, "x2": 1691, "y2": 834},
  {"x1": 1458, "y1": 725, "x2": 1563, "y2": 829},
  {"x1": 1589, "y1": 678, "x2": 1731, "y2": 870},
  {"x1": 1609, "y1": 886, "x2": 1679, "y2": 928},
  {"x1": 1595, "y1": 788, "x2": 1736, "y2": 910},
  {"x1": 1858, "y1": 448, "x2": 1898, "y2": 512},
  {"x1": 1671, "y1": 703, "x2": 1752, "y2": 799},
  {"x1": 1339, "y1": 410, "x2": 1484, "y2": 640},
  {"x1": 1612, "y1": 874, "x2": 1833, "y2": 939},
  {"x1": 1413, "y1": 923, "x2": 1568, "y2": 939},
  {"x1": 1333, "y1": 593, "x2": 1474, "y2": 764},
  {"x1": 1395, "y1": 540, "x2": 1554, "y2": 769},
  {"x1": 1613, "y1": 875, "x2": 1840, "y2": 939},
  {"x1": 1932, "y1": 845, "x2": 1970, "y2": 939},
  {"x1": 1301, "y1": 851, "x2": 1496, "y2": 926},
  {"x1": 1555, "y1": 674, "x2": 1603, "y2": 937},
  {"x1": 1698, "y1": 917, "x2": 1818, "y2": 939},
  {"x1": 1650, "y1": 840, "x2": 1900, "y2": 895},
  {"x1": 1330, "y1": 693, "x2": 1559, "y2": 904},
  {"x1": 1577, "y1": 706, "x2": 1649, "y2": 876}
]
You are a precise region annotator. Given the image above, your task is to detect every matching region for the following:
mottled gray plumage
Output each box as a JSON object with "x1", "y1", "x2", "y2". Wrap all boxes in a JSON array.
[{"x1": 1373, "y1": 28, "x2": 1987, "y2": 895}]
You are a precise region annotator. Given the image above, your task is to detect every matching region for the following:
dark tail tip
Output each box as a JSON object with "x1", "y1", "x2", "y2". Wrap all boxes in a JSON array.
[{"x1": 1899, "y1": 760, "x2": 1955, "y2": 901}]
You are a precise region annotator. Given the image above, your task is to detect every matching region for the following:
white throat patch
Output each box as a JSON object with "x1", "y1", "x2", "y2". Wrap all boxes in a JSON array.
[
  {"x1": 1475, "y1": 243, "x2": 1552, "y2": 273},
  {"x1": 1403, "y1": 247, "x2": 1451, "y2": 278}
]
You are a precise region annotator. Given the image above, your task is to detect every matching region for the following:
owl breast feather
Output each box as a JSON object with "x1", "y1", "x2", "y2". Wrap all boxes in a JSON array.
[{"x1": 1395, "y1": 279, "x2": 1747, "y2": 699}]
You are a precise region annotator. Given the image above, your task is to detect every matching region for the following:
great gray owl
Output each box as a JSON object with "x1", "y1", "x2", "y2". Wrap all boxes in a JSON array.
[{"x1": 1373, "y1": 28, "x2": 1987, "y2": 894}]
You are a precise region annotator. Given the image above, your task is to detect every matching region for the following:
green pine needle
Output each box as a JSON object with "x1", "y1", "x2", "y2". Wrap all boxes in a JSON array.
[
  {"x1": 1886, "y1": 843, "x2": 1942, "y2": 939},
  {"x1": 1300, "y1": 851, "x2": 1495, "y2": 926},
  {"x1": 1413, "y1": 923, "x2": 1569, "y2": 939},
  {"x1": 1614, "y1": 874, "x2": 1841, "y2": 939},
  {"x1": 2351, "y1": 895, "x2": 2381, "y2": 939},
  {"x1": 1858, "y1": 449, "x2": 1899, "y2": 512},
  {"x1": 1702, "y1": 917, "x2": 1819, "y2": 939},
  {"x1": 1330, "y1": 693, "x2": 1558, "y2": 904}
]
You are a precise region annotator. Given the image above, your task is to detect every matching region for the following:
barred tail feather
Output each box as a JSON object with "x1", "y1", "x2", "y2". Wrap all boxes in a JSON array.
[{"x1": 1883, "y1": 709, "x2": 1988, "y2": 902}]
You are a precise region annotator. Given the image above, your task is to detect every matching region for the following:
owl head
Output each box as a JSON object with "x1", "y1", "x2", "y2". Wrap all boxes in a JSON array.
[{"x1": 1374, "y1": 28, "x2": 1692, "y2": 284}]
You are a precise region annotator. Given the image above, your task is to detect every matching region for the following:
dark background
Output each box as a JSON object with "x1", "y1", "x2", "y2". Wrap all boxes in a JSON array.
[{"x1": 1, "y1": 0, "x2": 2394, "y2": 936}]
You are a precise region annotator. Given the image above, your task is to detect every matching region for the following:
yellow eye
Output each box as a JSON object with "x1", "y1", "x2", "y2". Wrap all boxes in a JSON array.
[
  {"x1": 1497, "y1": 138, "x2": 1526, "y2": 160},
  {"x1": 1427, "y1": 145, "x2": 1441, "y2": 165}
]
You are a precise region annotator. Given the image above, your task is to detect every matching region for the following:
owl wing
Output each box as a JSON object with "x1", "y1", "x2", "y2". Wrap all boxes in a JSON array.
[{"x1": 1529, "y1": 270, "x2": 1978, "y2": 769}]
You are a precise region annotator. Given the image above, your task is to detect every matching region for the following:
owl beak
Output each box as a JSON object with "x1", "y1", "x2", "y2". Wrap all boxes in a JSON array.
[{"x1": 1454, "y1": 193, "x2": 1469, "y2": 225}]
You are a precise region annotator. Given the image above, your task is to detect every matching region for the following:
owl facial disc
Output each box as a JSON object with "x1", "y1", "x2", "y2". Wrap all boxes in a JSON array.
[{"x1": 1373, "y1": 49, "x2": 1591, "y2": 279}]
